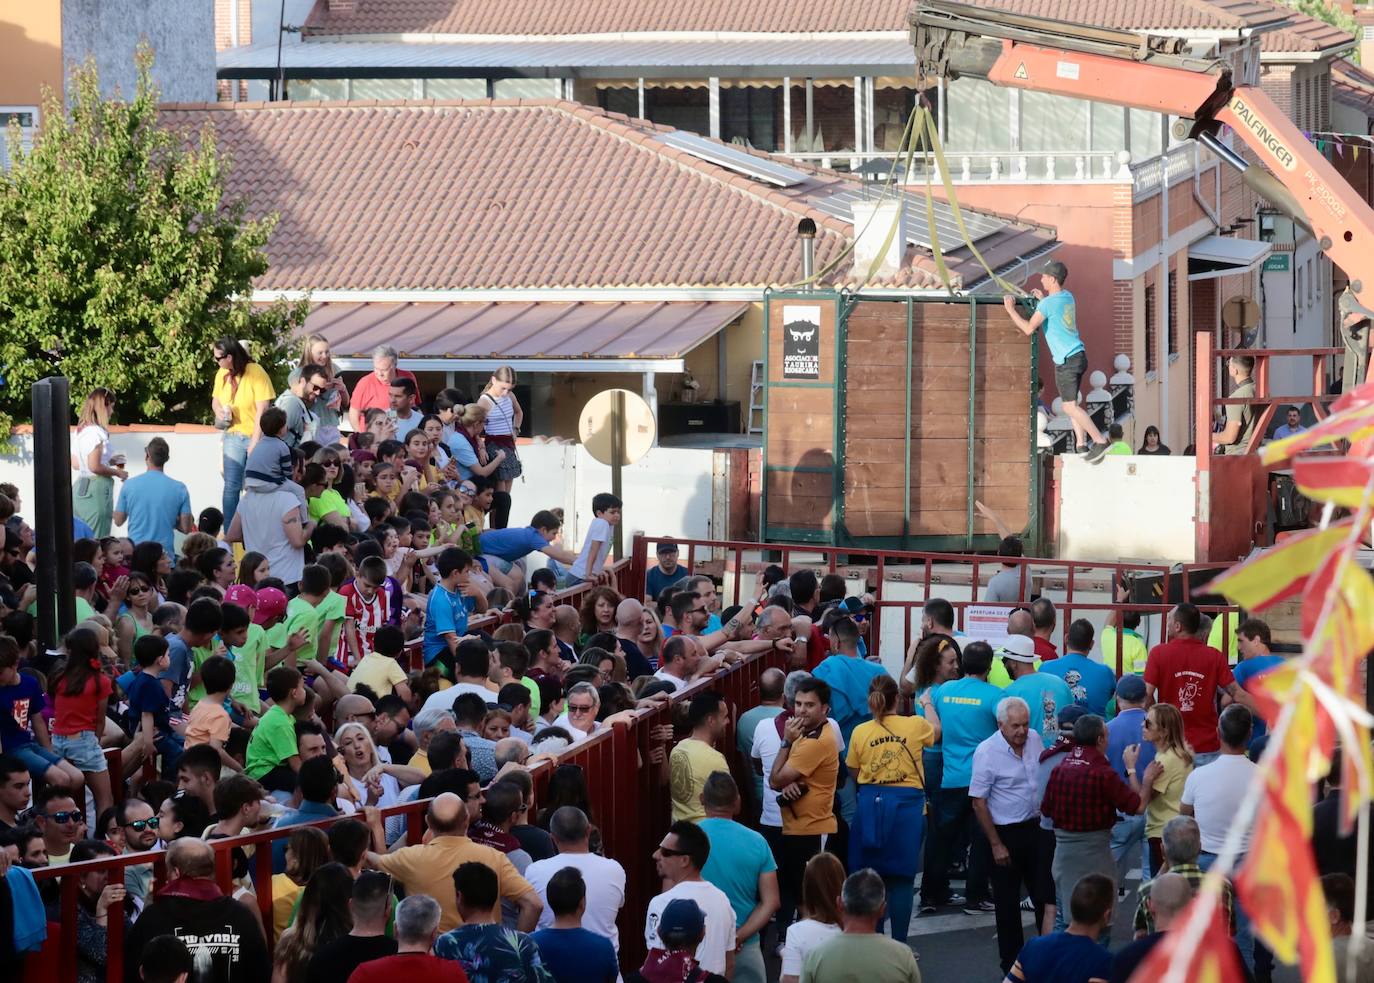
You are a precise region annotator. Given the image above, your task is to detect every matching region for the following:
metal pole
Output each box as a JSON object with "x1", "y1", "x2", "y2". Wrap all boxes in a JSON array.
[
  {"x1": 33, "y1": 377, "x2": 75, "y2": 650},
  {"x1": 611, "y1": 390, "x2": 624, "y2": 561}
]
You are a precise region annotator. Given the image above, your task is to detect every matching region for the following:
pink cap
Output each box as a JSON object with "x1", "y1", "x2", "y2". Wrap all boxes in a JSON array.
[
  {"x1": 253, "y1": 587, "x2": 288, "y2": 625},
  {"x1": 223, "y1": 584, "x2": 257, "y2": 610}
]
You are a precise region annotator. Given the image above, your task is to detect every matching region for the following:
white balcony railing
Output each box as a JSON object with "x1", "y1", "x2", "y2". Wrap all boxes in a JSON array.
[{"x1": 1129, "y1": 142, "x2": 1216, "y2": 199}]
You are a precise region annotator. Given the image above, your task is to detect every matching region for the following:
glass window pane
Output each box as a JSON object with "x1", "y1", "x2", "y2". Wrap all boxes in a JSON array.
[
  {"x1": 289, "y1": 78, "x2": 348, "y2": 101},
  {"x1": 946, "y1": 76, "x2": 1010, "y2": 151},
  {"x1": 1020, "y1": 91, "x2": 1088, "y2": 152},
  {"x1": 425, "y1": 78, "x2": 487, "y2": 99},
  {"x1": 720, "y1": 84, "x2": 782, "y2": 152},
  {"x1": 1129, "y1": 109, "x2": 1163, "y2": 161},
  {"x1": 598, "y1": 85, "x2": 639, "y2": 117},
  {"x1": 644, "y1": 86, "x2": 710, "y2": 136},
  {"x1": 352, "y1": 78, "x2": 415, "y2": 100},
  {"x1": 492, "y1": 78, "x2": 562, "y2": 99},
  {"x1": 873, "y1": 85, "x2": 918, "y2": 153},
  {"x1": 1091, "y1": 103, "x2": 1126, "y2": 153},
  {"x1": 810, "y1": 81, "x2": 855, "y2": 154}
]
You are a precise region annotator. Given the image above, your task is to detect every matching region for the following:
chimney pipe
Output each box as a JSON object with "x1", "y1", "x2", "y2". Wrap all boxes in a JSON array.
[{"x1": 798, "y1": 218, "x2": 817, "y2": 291}]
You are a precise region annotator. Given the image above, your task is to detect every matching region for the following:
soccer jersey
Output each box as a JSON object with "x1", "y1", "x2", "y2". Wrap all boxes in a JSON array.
[{"x1": 339, "y1": 580, "x2": 389, "y2": 668}]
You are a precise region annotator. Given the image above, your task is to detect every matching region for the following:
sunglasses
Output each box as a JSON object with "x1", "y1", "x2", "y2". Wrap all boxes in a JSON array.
[
  {"x1": 45, "y1": 810, "x2": 82, "y2": 824},
  {"x1": 657, "y1": 845, "x2": 690, "y2": 857},
  {"x1": 128, "y1": 586, "x2": 150, "y2": 596},
  {"x1": 122, "y1": 817, "x2": 160, "y2": 832},
  {"x1": 567, "y1": 703, "x2": 596, "y2": 715}
]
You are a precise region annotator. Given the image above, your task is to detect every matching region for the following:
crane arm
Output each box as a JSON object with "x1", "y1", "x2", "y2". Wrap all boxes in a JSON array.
[{"x1": 911, "y1": 0, "x2": 1374, "y2": 364}]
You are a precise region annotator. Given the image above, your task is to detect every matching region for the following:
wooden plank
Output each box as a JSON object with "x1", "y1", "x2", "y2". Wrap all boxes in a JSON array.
[
  {"x1": 847, "y1": 339, "x2": 1031, "y2": 369},
  {"x1": 842, "y1": 485, "x2": 1032, "y2": 513},
  {"x1": 767, "y1": 388, "x2": 835, "y2": 416},
  {"x1": 842, "y1": 509, "x2": 1018, "y2": 538},
  {"x1": 766, "y1": 471, "x2": 832, "y2": 499},
  {"x1": 845, "y1": 459, "x2": 1029, "y2": 487},
  {"x1": 840, "y1": 511, "x2": 908, "y2": 537},
  {"x1": 854, "y1": 363, "x2": 1031, "y2": 391},
  {"x1": 767, "y1": 437, "x2": 839, "y2": 465}
]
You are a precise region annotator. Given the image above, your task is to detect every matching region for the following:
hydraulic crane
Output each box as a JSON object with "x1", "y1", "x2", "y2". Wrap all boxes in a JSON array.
[{"x1": 910, "y1": 0, "x2": 1370, "y2": 387}]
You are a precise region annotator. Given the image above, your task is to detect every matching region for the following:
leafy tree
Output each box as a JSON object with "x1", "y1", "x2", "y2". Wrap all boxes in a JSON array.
[
  {"x1": 0, "y1": 46, "x2": 306, "y2": 441},
  {"x1": 1284, "y1": 0, "x2": 1360, "y2": 63}
]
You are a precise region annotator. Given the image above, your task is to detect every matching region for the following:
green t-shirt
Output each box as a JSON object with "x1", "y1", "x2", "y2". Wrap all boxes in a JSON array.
[
  {"x1": 30, "y1": 596, "x2": 97, "y2": 646},
  {"x1": 227, "y1": 623, "x2": 268, "y2": 712},
  {"x1": 521, "y1": 675, "x2": 541, "y2": 718},
  {"x1": 319, "y1": 591, "x2": 346, "y2": 663},
  {"x1": 183, "y1": 643, "x2": 217, "y2": 709},
  {"x1": 1107, "y1": 441, "x2": 1132, "y2": 456},
  {"x1": 284, "y1": 595, "x2": 331, "y2": 662},
  {"x1": 245, "y1": 704, "x2": 297, "y2": 778},
  {"x1": 800, "y1": 932, "x2": 921, "y2": 983},
  {"x1": 308, "y1": 489, "x2": 349, "y2": 523}
]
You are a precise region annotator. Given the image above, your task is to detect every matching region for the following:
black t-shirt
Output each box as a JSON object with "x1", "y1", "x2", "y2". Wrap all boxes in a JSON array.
[
  {"x1": 307, "y1": 934, "x2": 399, "y2": 983},
  {"x1": 616, "y1": 637, "x2": 654, "y2": 680},
  {"x1": 512, "y1": 823, "x2": 556, "y2": 862}
]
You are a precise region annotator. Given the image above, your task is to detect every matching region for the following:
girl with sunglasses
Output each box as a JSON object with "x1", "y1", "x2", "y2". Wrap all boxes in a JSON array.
[{"x1": 114, "y1": 572, "x2": 156, "y2": 666}]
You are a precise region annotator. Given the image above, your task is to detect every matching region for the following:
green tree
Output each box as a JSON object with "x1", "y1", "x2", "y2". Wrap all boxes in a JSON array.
[
  {"x1": 0, "y1": 47, "x2": 306, "y2": 441},
  {"x1": 1284, "y1": 0, "x2": 1360, "y2": 62}
]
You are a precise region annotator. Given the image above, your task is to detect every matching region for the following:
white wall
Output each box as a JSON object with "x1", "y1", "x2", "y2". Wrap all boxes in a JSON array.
[
  {"x1": 1056, "y1": 454, "x2": 1198, "y2": 563},
  {"x1": 0, "y1": 430, "x2": 726, "y2": 550}
]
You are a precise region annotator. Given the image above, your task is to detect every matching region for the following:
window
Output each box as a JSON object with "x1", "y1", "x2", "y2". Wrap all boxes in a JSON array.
[
  {"x1": 1020, "y1": 91, "x2": 1089, "y2": 152},
  {"x1": 1167, "y1": 270, "x2": 1178, "y2": 357},
  {"x1": 1307, "y1": 259, "x2": 1315, "y2": 308},
  {"x1": 0, "y1": 106, "x2": 37, "y2": 170},
  {"x1": 289, "y1": 79, "x2": 347, "y2": 100},
  {"x1": 720, "y1": 84, "x2": 783, "y2": 151},
  {"x1": 945, "y1": 76, "x2": 1011, "y2": 152},
  {"x1": 644, "y1": 86, "x2": 711, "y2": 137},
  {"x1": 352, "y1": 78, "x2": 415, "y2": 100},
  {"x1": 492, "y1": 78, "x2": 561, "y2": 99},
  {"x1": 425, "y1": 79, "x2": 487, "y2": 99},
  {"x1": 1145, "y1": 280, "x2": 1158, "y2": 374},
  {"x1": 1128, "y1": 109, "x2": 1163, "y2": 162}
]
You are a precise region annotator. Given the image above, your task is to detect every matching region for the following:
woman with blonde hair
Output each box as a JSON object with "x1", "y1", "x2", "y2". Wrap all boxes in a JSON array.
[
  {"x1": 450, "y1": 402, "x2": 506, "y2": 483},
  {"x1": 177, "y1": 532, "x2": 217, "y2": 571},
  {"x1": 289, "y1": 334, "x2": 348, "y2": 447},
  {"x1": 780, "y1": 851, "x2": 846, "y2": 983},
  {"x1": 72, "y1": 388, "x2": 126, "y2": 537},
  {"x1": 846, "y1": 673, "x2": 940, "y2": 940},
  {"x1": 333, "y1": 721, "x2": 404, "y2": 808},
  {"x1": 1141, "y1": 702, "x2": 1192, "y2": 875},
  {"x1": 639, "y1": 605, "x2": 665, "y2": 670},
  {"x1": 477, "y1": 365, "x2": 522, "y2": 528}
]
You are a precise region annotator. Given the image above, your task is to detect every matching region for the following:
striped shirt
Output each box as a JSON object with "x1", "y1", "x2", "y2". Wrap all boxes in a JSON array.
[{"x1": 339, "y1": 580, "x2": 389, "y2": 668}]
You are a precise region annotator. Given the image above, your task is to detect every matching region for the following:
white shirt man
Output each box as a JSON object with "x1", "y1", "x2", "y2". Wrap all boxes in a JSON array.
[
  {"x1": 969, "y1": 724, "x2": 1045, "y2": 825},
  {"x1": 525, "y1": 807, "x2": 626, "y2": 953},
  {"x1": 230, "y1": 485, "x2": 311, "y2": 587}
]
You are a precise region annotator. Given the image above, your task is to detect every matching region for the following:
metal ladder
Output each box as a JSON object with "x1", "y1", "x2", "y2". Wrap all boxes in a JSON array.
[{"x1": 747, "y1": 360, "x2": 764, "y2": 433}]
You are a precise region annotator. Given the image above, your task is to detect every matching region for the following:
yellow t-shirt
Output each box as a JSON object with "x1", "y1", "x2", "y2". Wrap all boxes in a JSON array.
[
  {"x1": 783, "y1": 727, "x2": 839, "y2": 836},
  {"x1": 410, "y1": 748, "x2": 433, "y2": 778},
  {"x1": 669, "y1": 737, "x2": 730, "y2": 823},
  {"x1": 1101, "y1": 627, "x2": 1149, "y2": 676},
  {"x1": 847, "y1": 714, "x2": 935, "y2": 789},
  {"x1": 373, "y1": 835, "x2": 534, "y2": 932},
  {"x1": 349, "y1": 652, "x2": 408, "y2": 697},
  {"x1": 1145, "y1": 747, "x2": 1193, "y2": 838},
  {"x1": 271, "y1": 873, "x2": 303, "y2": 939},
  {"x1": 1208, "y1": 612, "x2": 1240, "y2": 666},
  {"x1": 213, "y1": 362, "x2": 275, "y2": 438}
]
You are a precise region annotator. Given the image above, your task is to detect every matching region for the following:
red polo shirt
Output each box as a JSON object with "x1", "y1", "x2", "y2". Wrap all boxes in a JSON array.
[
  {"x1": 350, "y1": 369, "x2": 422, "y2": 416},
  {"x1": 1143, "y1": 636, "x2": 1234, "y2": 753},
  {"x1": 1033, "y1": 636, "x2": 1058, "y2": 663}
]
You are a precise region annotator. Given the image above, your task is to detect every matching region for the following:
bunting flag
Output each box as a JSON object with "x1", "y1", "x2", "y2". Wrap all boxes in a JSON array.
[
  {"x1": 1127, "y1": 891, "x2": 1246, "y2": 983},
  {"x1": 1236, "y1": 804, "x2": 1335, "y2": 980},
  {"x1": 1201, "y1": 521, "x2": 1354, "y2": 610},
  {"x1": 1293, "y1": 457, "x2": 1374, "y2": 509}
]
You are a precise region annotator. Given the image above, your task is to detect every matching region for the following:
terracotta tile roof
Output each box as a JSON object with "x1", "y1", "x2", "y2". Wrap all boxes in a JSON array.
[
  {"x1": 302, "y1": 0, "x2": 913, "y2": 37},
  {"x1": 158, "y1": 99, "x2": 1053, "y2": 292},
  {"x1": 1256, "y1": 7, "x2": 1354, "y2": 53},
  {"x1": 1333, "y1": 57, "x2": 1374, "y2": 115},
  {"x1": 301, "y1": 0, "x2": 1287, "y2": 37}
]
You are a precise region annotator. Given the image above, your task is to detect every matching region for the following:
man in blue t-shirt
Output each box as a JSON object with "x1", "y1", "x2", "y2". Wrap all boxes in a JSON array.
[
  {"x1": 423, "y1": 547, "x2": 479, "y2": 669},
  {"x1": 530, "y1": 866, "x2": 620, "y2": 983},
  {"x1": 112, "y1": 437, "x2": 193, "y2": 558},
  {"x1": 1000, "y1": 635, "x2": 1074, "y2": 747},
  {"x1": 1007, "y1": 872, "x2": 1115, "y2": 983},
  {"x1": 477, "y1": 509, "x2": 578, "y2": 583},
  {"x1": 922, "y1": 641, "x2": 1003, "y2": 914},
  {"x1": 1231, "y1": 617, "x2": 1284, "y2": 748},
  {"x1": 1040, "y1": 620, "x2": 1118, "y2": 717},
  {"x1": 1003, "y1": 260, "x2": 1110, "y2": 462},
  {"x1": 698, "y1": 772, "x2": 778, "y2": 982},
  {"x1": 645, "y1": 542, "x2": 686, "y2": 602}
]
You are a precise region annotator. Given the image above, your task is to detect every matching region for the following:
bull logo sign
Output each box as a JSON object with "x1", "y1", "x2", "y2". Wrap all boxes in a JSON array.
[{"x1": 782, "y1": 305, "x2": 822, "y2": 380}]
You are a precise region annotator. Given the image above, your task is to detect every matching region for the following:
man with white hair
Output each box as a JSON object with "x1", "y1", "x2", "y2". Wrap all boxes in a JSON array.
[
  {"x1": 554, "y1": 682, "x2": 603, "y2": 745},
  {"x1": 349, "y1": 344, "x2": 421, "y2": 432},
  {"x1": 970, "y1": 696, "x2": 1049, "y2": 975},
  {"x1": 409, "y1": 704, "x2": 459, "y2": 778},
  {"x1": 349, "y1": 894, "x2": 468, "y2": 981}
]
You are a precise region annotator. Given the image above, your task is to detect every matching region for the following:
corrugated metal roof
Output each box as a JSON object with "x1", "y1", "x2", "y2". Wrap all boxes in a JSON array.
[
  {"x1": 217, "y1": 36, "x2": 915, "y2": 76},
  {"x1": 302, "y1": 300, "x2": 750, "y2": 360}
]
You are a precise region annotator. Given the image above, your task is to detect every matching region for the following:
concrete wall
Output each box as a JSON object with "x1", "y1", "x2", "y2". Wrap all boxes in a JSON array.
[
  {"x1": 62, "y1": 0, "x2": 215, "y2": 103},
  {"x1": 1056, "y1": 453, "x2": 1198, "y2": 563},
  {"x1": 0, "y1": 426, "x2": 731, "y2": 552}
]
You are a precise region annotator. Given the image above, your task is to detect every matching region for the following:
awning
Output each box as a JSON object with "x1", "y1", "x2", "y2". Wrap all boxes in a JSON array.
[
  {"x1": 1187, "y1": 235, "x2": 1272, "y2": 281},
  {"x1": 217, "y1": 37, "x2": 916, "y2": 80},
  {"x1": 312, "y1": 300, "x2": 750, "y2": 373}
]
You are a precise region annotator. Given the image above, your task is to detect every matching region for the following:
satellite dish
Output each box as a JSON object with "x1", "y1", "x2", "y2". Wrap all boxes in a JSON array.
[
  {"x1": 1222, "y1": 295, "x2": 1259, "y2": 331},
  {"x1": 578, "y1": 389, "x2": 655, "y2": 467}
]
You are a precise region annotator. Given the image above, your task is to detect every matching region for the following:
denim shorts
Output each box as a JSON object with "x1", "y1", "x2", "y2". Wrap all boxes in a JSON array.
[
  {"x1": 52, "y1": 730, "x2": 108, "y2": 773},
  {"x1": 10, "y1": 741, "x2": 63, "y2": 779}
]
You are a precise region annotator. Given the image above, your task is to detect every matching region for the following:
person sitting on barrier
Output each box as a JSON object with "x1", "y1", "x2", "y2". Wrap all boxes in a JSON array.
[
  {"x1": 124, "y1": 837, "x2": 271, "y2": 983},
  {"x1": 364, "y1": 791, "x2": 542, "y2": 933}
]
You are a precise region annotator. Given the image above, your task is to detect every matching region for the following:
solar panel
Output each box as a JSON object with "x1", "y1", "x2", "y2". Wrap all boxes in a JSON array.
[
  {"x1": 809, "y1": 185, "x2": 1006, "y2": 249},
  {"x1": 651, "y1": 130, "x2": 810, "y2": 187}
]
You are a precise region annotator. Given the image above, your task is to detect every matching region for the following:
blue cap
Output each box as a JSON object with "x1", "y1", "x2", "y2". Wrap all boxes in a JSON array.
[
  {"x1": 1115, "y1": 674, "x2": 1147, "y2": 702},
  {"x1": 657, "y1": 898, "x2": 705, "y2": 947}
]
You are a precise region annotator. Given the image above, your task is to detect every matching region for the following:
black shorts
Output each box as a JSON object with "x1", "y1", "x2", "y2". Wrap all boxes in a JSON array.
[{"x1": 1054, "y1": 350, "x2": 1088, "y2": 403}]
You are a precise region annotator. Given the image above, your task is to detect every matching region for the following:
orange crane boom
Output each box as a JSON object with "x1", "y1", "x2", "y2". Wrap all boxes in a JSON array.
[{"x1": 911, "y1": 0, "x2": 1371, "y2": 381}]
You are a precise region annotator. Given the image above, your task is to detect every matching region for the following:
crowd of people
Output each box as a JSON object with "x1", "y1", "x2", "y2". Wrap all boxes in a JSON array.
[{"x1": 0, "y1": 333, "x2": 1363, "y2": 983}]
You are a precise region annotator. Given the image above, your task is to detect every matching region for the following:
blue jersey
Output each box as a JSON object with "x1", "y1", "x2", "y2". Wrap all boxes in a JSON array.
[
  {"x1": 932, "y1": 676, "x2": 1002, "y2": 788},
  {"x1": 1039, "y1": 653, "x2": 1118, "y2": 717},
  {"x1": 1035, "y1": 290, "x2": 1084, "y2": 364}
]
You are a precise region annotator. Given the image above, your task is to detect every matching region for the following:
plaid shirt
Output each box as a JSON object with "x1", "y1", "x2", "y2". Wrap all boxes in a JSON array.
[
  {"x1": 1040, "y1": 745, "x2": 1140, "y2": 832},
  {"x1": 1134, "y1": 863, "x2": 1236, "y2": 935}
]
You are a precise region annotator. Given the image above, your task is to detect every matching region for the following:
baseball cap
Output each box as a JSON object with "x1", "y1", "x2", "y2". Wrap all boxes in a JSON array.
[
  {"x1": 1057, "y1": 704, "x2": 1089, "y2": 731},
  {"x1": 656, "y1": 542, "x2": 679, "y2": 555},
  {"x1": 1042, "y1": 260, "x2": 1068, "y2": 284},
  {"x1": 1115, "y1": 674, "x2": 1147, "y2": 702},
  {"x1": 253, "y1": 587, "x2": 288, "y2": 625},
  {"x1": 998, "y1": 634, "x2": 1037, "y2": 663},
  {"x1": 224, "y1": 584, "x2": 257, "y2": 610},
  {"x1": 657, "y1": 898, "x2": 706, "y2": 947}
]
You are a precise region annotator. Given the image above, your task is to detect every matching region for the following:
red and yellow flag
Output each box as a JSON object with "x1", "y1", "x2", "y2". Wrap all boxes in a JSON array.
[
  {"x1": 1262, "y1": 380, "x2": 1374, "y2": 464},
  {"x1": 1202, "y1": 521, "x2": 1354, "y2": 611},
  {"x1": 1236, "y1": 804, "x2": 1334, "y2": 981},
  {"x1": 1293, "y1": 456, "x2": 1374, "y2": 509},
  {"x1": 1127, "y1": 892, "x2": 1246, "y2": 983}
]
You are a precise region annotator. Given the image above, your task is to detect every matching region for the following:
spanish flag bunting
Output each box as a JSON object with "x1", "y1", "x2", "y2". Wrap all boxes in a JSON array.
[
  {"x1": 1201, "y1": 521, "x2": 1354, "y2": 611},
  {"x1": 1261, "y1": 398, "x2": 1374, "y2": 465},
  {"x1": 1292, "y1": 456, "x2": 1374, "y2": 509},
  {"x1": 1236, "y1": 804, "x2": 1335, "y2": 981},
  {"x1": 1127, "y1": 890, "x2": 1246, "y2": 983},
  {"x1": 1299, "y1": 547, "x2": 1374, "y2": 644}
]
